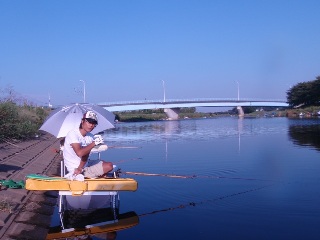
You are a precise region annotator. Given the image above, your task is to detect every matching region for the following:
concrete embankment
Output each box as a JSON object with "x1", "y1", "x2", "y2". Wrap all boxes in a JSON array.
[{"x1": 0, "y1": 133, "x2": 61, "y2": 240}]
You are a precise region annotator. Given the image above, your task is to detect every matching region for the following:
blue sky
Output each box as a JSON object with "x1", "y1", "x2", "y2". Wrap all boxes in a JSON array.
[{"x1": 1, "y1": 0, "x2": 320, "y2": 106}]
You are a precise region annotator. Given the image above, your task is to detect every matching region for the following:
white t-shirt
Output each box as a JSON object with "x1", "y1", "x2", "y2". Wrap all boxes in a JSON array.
[{"x1": 63, "y1": 128, "x2": 94, "y2": 173}]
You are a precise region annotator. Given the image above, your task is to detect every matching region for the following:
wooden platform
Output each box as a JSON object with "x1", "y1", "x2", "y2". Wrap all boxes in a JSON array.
[{"x1": 25, "y1": 174, "x2": 138, "y2": 195}]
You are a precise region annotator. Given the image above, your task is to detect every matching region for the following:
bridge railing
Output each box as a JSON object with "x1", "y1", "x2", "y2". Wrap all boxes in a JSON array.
[{"x1": 98, "y1": 98, "x2": 287, "y2": 107}]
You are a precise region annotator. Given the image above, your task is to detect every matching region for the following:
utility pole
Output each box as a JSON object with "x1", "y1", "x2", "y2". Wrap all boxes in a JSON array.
[
  {"x1": 236, "y1": 81, "x2": 239, "y2": 101},
  {"x1": 162, "y1": 80, "x2": 166, "y2": 102},
  {"x1": 79, "y1": 80, "x2": 86, "y2": 103}
]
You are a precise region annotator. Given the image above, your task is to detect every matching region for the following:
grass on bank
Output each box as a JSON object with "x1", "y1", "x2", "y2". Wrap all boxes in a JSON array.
[
  {"x1": 115, "y1": 111, "x2": 216, "y2": 122},
  {"x1": 0, "y1": 101, "x2": 50, "y2": 143}
]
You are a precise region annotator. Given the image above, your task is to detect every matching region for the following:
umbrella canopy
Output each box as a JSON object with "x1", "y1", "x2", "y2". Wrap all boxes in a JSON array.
[{"x1": 39, "y1": 103, "x2": 115, "y2": 138}]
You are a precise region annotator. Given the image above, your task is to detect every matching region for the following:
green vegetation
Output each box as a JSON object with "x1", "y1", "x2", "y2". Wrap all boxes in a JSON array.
[
  {"x1": 0, "y1": 101, "x2": 50, "y2": 142},
  {"x1": 114, "y1": 107, "x2": 218, "y2": 122},
  {"x1": 0, "y1": 86, "x2": 50, "y2": 143},
  {"x1": 287, "y1": 76, "x2": 320, "y2": 108},
  {"x1": 115, "y1": 108, "x2": 166, "y2": 122},
  {"x1": 115, "y1": 112, "x2": 166, "y2": 122}
]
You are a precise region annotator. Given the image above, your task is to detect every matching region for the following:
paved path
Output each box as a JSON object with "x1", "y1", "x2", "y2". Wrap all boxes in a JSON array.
[{"x1": 0, "y1": 133, "x2": 61, "y2": 240}]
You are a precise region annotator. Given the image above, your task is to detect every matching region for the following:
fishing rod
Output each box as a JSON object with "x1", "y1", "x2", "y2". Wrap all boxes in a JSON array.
[
  {"x1": 123, "y1": 171, "x2": 191, "y2": 179},
  {"x1": 121, "y1": 171, "x2": 277, "y2": 182},
  {"x1": 108, "y1": 146, "x2": 141, "y2": 149},
  {"x1": 115, "y1": 158, "x2": 143, "y2": 164}
]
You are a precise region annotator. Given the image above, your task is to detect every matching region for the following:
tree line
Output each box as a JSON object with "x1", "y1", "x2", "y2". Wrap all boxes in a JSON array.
[{"x1": 286, "y1": 76, "x2": 320, "y2": 108}]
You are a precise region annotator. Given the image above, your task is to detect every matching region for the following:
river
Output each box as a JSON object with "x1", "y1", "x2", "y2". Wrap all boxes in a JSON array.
[{"x1": 49, "y1": 116, "x2": 320, "y2": 240}]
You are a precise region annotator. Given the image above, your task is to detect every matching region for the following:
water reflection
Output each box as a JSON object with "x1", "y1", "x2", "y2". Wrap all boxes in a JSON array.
[
  {"x1": 238, "y1": 118, "x2": 243, "y2": 153},
  {"x1": 163, "y1": 120, "x2": 182, "y2": 136},
  {"x1": 47, "y1": 195, "x2": 139, "y2": 240},
  {"x1": 288, "y1": 124, "x2": 320, "y2": 151},
  {"x1": 108, "y1": 120, "x2": 185, "y2": 143}
]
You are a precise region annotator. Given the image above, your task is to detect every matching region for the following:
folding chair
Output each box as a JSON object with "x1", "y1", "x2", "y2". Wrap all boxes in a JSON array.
[{"x1": 58, "y1": 145, "x2": 119, "y2": 230}]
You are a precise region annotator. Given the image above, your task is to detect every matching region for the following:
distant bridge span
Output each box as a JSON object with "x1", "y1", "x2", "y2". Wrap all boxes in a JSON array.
[{"x1": 98, "y1": 98, "x2": 288, "y2": 120}]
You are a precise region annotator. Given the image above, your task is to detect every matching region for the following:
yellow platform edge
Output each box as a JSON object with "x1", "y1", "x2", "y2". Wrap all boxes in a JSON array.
[{"x1": 25, "y1": 178, "x2": 138, "y2": 192}]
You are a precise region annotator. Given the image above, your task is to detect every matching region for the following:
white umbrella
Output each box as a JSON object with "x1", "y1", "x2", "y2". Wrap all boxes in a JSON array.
[{"x1": 39, "y1": 103, "x2": 115, "y2": 138}]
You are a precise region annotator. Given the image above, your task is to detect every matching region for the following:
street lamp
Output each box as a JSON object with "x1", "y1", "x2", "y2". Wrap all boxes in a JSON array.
[
  {"x1": 162, "y1": 80, "x2": 166, "y2": 102},
  {"x1": 79, "y1": 80, "x2": 86, "y2": 103},
  {"x1": 236, "y1": 81, "x2": 239, "y2": 101}
]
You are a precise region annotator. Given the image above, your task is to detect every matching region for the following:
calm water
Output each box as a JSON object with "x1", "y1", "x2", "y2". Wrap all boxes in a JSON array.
[{"x1": 50, "y1": 117, "x2": 320, "y2": 240}]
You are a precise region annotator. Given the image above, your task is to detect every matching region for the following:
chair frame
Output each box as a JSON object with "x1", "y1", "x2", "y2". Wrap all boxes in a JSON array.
[{"x1": 58, "y1": 147, "x2": 119, "y2": 230}]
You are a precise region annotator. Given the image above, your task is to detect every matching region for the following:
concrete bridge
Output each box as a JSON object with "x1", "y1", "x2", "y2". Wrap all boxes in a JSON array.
[{"x1": 98, "y1": 98, "x2": 288, "y2": 120}]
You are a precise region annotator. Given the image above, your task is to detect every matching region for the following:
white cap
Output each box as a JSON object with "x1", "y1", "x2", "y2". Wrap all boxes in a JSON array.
[{"x1": 83, "y1": 111, "x2": 98, "y2": 123}]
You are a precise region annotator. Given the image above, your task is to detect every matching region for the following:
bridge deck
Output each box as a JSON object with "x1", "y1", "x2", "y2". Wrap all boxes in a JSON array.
[{"x1": 98, "y1": 98, "x2": 288, "y2": 112}]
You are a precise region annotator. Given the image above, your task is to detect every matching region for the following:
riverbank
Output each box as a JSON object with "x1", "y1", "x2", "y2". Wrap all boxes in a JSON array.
[{"x1": 0, "y1": 133, "x2": 61, "y2": 240}]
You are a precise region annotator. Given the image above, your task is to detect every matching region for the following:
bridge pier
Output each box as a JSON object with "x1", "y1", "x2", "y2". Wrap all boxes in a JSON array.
[
  {"x1": 164, "y1": 108, "x2": 180, "y2": 120},
  {"x1": 237, "y1": 106, "x2": 244, "y2": 117}
]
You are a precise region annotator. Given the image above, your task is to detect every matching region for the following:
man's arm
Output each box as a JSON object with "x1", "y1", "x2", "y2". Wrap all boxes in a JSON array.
[
  {"x1": 70, "y1": 142, "x2": 95, "y2": 175},
  {"x1": 71, "y1": 142, "x2": 95, "y2": 158}
]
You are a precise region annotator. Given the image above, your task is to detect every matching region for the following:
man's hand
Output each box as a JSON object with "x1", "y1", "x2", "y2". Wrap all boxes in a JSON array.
[
  {"x1": 73, "y1": 167, "x2": 82, "y2": 176},
  {"x1": 94, "y1": 135, "x2": 104, "y2": 145}
]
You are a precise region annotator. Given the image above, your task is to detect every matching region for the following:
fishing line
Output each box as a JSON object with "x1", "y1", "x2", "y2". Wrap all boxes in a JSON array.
[{"x1": 138, "y1": 183, "x2": 277, "y2": 217}]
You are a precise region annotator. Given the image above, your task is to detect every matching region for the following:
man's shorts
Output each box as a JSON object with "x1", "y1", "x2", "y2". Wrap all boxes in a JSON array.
[{"x1": 83, "y1": 161, "x2": 104, "y2": 178}]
